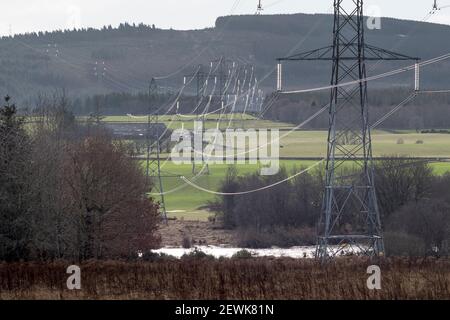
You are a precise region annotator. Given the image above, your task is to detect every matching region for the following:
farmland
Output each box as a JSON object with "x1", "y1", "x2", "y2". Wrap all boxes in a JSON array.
[
  {"x1": 95, "y1": 114, "x2": 294, "y2": 130},
  {"x1": 37, "y1": 114, "x2": 450, "y2": 220},
  {"x1": 122, "y1": 116, "x2": 450, "y2": 221},
  {"x1": 25, "y1": 115, "x2": 449, "y2": 221}
]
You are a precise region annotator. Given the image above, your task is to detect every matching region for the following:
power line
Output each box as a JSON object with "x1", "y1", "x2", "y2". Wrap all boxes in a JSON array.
[
  {"x1": 181, "y1": 160, "x2": 324, "y2": 196},
  {"x1": 371, "y1": 93, "x2": 418, "y2": 129}
]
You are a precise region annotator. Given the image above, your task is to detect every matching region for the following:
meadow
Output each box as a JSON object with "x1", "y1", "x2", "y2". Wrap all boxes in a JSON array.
[
  {"x1": 152, "y1": 160, "x2": 321, "y2": 220},
  {"x1": 279, "y1": 130, "x2": 450, "y2": 158},
  {"x1": 99, "y1": 114, "x2": 294, "y2": 130},
  {"x1": 144, "y1": 126, "x2": 450, "y2": 220},
  {"x1": 155, "y1": 162, "x2": 450, "y2": 221},
  {"x1": 1, "y1": 257, "x2": 448, "y2": 300}
]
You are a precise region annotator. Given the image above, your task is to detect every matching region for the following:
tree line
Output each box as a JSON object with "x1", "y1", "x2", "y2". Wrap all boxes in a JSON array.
[
  {"x1": 67, "y1": 87, "x2": 450, "y2": 131},
  {"x1": 263, "y1": 88, "x2": 450, "y2": 129}
]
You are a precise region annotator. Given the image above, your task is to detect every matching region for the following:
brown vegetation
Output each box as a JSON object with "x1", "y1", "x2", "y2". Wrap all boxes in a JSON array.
[
  {"x1": 0, "y1": 258, "x2": 448, "y2": 300},
  {"x1": 158, "y1": 220, "x2": 237, "y2": 247}
]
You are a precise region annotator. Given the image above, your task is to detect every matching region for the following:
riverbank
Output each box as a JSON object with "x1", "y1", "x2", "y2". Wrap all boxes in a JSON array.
[{"x1": 158, "y1": 219, "x2": 237, "y2": 247}]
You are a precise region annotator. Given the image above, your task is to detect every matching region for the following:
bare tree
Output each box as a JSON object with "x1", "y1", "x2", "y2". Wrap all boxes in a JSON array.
[
  {"x1": 374, "y1": 158, "x2": 434, "y2": 218},
  {"x1": 63, "y1": 132, "x2": 160, "y2": 260}
]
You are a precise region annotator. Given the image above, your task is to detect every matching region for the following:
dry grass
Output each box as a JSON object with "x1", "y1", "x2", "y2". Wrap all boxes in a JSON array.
[{"x1": 0, "y1": 257, "x2": 448, "y2": 300}]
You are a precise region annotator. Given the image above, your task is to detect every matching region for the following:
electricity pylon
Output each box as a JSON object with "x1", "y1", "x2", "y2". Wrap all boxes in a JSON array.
[
  {"x1": 277, "y1": 0, "x2": 419, "y2": 260},
  {"x1": 146, "y1": 78, "x2": 168, "y2": 223},
  {"x1": 433, "y1": 0, "x2": 439, "y2": 11},
  {"x1": 256, "y1": 0, "x2": 263, "y2": 15},
  {"x1": 185, "y1": 57, "x2": 233, "y2": 174},
  {"x1": 185, "y1": 65, "x2": 212, "y2": 175}
]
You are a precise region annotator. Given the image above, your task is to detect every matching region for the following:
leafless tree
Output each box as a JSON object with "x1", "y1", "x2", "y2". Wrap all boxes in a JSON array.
[{"x1": 63, "y1": 133, "x2": 160, "y2": 260}]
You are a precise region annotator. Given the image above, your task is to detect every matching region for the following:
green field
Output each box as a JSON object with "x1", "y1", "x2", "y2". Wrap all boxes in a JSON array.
[
  {"x1": 100, "y1": 114, "x2": 294, "y2": 130},
  {"x1": 278, "y1": 130, "x2": 450, "y2": 158},
  {"x1": 53, "y1": 115, "x2": 450, "y2": 220},
  {"x1": 97, "y1": 115, "x2": 450, "y2": 158},
  {"x1": 147, "y1": 160, "x2": 321, "y2": 221},
  {"x1": 149, "y1": 159, "x2": 450, "y2": 221}
]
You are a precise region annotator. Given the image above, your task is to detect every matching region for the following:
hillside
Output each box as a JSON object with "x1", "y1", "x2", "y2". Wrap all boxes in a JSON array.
[{"x1": 1, "y1": 13, "x2": 450, "y2": 104}]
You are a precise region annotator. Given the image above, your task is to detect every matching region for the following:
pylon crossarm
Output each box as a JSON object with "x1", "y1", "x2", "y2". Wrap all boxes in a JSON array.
[
  {"x1": 278, "y1": 46, "x2": 334, "y2": 61},
  {"x1": 278, "y1": 44, "x2": 419, "y2": 61},
  {"x1": 364, "y1": 44, "x2": 420, "y2": 61}
]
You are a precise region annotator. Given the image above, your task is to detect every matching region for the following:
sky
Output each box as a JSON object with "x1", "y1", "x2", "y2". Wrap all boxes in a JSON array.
[{"x1": 0, "y1": 0, "x2": 450, "y2": 36}]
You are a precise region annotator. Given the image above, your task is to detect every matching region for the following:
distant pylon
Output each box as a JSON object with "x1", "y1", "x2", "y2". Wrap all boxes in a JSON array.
[
  {"x1": 431, "y1": 0, "x2": 441, "y2": 13},
  {"x1": 256, "y1": 0, "x2": 263, "y2": 15},
  {"x1": 146, "y1": 78, "x2": 168, "y2": 223},
  {"x1": 186, "y1": 57, "x2": 232, "y2": 175}
]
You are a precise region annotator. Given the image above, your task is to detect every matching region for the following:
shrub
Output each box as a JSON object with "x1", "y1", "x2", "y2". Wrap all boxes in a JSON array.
[
  {"x1": 181, "y1": 248, "x2": 215, "y2": 260},
  {"x1": 374, "y1": 158, "x2": 434, "y2": 218},
  {"x1": 386, "y1": 199, "x2": 450, "y2": 254},
  {"x1": 141, "y1": 252, "x2": 175, "y2": 262},
  {"x1": 384, "y1": 231, "x2": 426, "y2": 256},
  {"x1": 232, "y1": 250, "x2": 253, "y2": 259},
  {"x1": 237, "y1": 229, "x2": 276, "y2": 249},
  {"x1": 181, "y1": 233, "x2": 192, "y2": 249},
  {"x1": 217, "y1": 166, "x2": 322, "y2": 232}
]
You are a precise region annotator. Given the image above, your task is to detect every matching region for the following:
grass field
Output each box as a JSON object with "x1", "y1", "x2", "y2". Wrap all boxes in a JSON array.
[
  {"x1": 279, "y1": 130, "x2": 450, "y2": 157},
  {"x1": 98, "y1": 115, "x2": 450, "y2": 157},
  {"x1": 100, "y1": 114, "x2": 295, "y2": 130},
  {"x1": 149, "y1": 160, "x2": 321, "y2": 221},
  {"x1": 142, "y1": 123, "x2": 450, "y2": 220},
  {"x1": 150, "y1": 159, "x2": 450, "y2": 221},
  {"x1": 38, "y1": 114, "x2": 450, "y2": 221}
]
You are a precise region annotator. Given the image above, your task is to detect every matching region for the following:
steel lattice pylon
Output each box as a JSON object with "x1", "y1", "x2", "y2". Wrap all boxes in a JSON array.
[
  {"x1": 146, "y1": 78, "x2": 168, "y2": 223},
  {"x1": 277, "y1": 0, "x2": 419, "y2": 260},
  {"x1": 185, "y1": 57, "x2": 234, "y2": 175},
  {"x1": 319, "y1": 0, "x2": 382, "y2": 260}
]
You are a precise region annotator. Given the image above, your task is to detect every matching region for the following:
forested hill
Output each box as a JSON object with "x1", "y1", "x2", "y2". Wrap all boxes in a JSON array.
[{"x1": 1, "y1": 13, "x2": 450, "y2": 105}]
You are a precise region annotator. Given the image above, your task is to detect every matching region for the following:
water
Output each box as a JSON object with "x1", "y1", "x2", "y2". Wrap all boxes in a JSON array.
[{"x1": 152, "y1": 246, "x2": 317, "y2": 259}]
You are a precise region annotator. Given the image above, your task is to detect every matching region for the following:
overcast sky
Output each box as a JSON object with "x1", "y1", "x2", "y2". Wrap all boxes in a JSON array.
[{"x1": 0, "y1": 0, "x2": 449, "y2": 36}]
